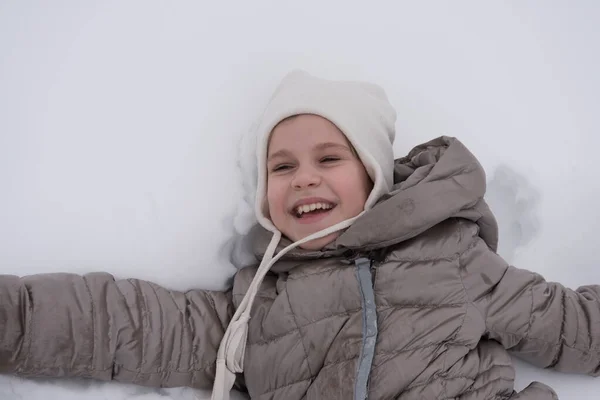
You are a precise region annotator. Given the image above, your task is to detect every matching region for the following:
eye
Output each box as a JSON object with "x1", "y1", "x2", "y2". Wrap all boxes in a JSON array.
[
  {"x1": 321, "y1": 156, "x2": 340, "y2": 163},
  {"x1": 272, "y1": 164, "x2": 292, "y2": 172}
]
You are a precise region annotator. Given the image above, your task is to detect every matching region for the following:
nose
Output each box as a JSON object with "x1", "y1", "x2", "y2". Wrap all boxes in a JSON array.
[{"x1": 291, "y1": 165, "x2": 322, "y2": 190}]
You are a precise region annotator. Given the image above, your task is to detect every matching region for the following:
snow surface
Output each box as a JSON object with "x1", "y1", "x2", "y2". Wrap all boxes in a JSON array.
[{"x1": 1, "y1": 1, "x2": 600, "y2": 398}]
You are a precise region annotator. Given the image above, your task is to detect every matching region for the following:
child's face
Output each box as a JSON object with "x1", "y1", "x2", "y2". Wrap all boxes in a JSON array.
[{"x1": 266, "y1": 114, "x2": 373, "y2": 250}]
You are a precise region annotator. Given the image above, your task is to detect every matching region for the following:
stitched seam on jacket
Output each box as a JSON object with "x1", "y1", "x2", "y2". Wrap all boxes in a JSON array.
[
  {"x1": 575, "y1": 293, "x2": 582, "y2": 353},
  {"x1": 548, "y1": 291, "x2": 567, "y2": 368},
  {"x1": 324, "y1": 354, "x2": 359, "y2": 368},
  {"x1": 114, "y1": 361, "x2": 214, "y2": 373},
  {"x1": 523, "y1": 277, "x2": 536, "y2": 341},
  {"x1": 457, "y1": 233, "x2": 502, "y2": 332},
  {"x1": 405, "y1": 375, "x2": 472, "y2": 392},
  {"x1": 166, "y1": 290, "x2": 185, "y2": 371},
  {"x1": 18, "y1": 361, "x2": 215, "y2": 374},
  {"x1": 373, "y1": 311, "x2": 469, "y2": 364},
  {"x1": 391, "y1": 233, "x2": 480, "y2": 270},
  {"x1": 369, "y1": 217, "x2": 479, "y2": 256},
  {"x1": 453, "y1": 249, "x2": 474, "y2": 399},
  {"x1": 247, "y1": 307, "x2": 362, "y2": 346},
  {"x1": 387, "y1": 254, "x2": 462, "y2": 263},
  {"x1": 284, "y1": 287, "x2": 314, "y2": 378},
  {"x1": 452, "y1": 297, "x2": 470, "y2": 343},
  {"x1": 458, "y1": 233, "x2": 482, "y2": 257},
  {"x1": 442, "y1": 301, "x2": 467, "y2": 399},
  {"x1": 480, "y1": 266, "x2": 511, "y2": 329},
  {"x1": 404, "y1": 367, "x2": 512, "y2": 393},
  {"x1": 454, "y1": 362, "x2": 514, "y2": 391},
  {"x1": 464, "y1": 376, "x2": 514, "y2": 397},
  {"x1": 432, "y1": 377, "x2": 514, "y2": 400},
  {"x1": 166, "y1": 290, "x2": 182, "y2": 312},
  {"x1": 430, "y1": 162, "x2": 478, "y2": 184},
  {"x1": 384, "y1": 237, "x2": 479, "y2": 263},
  {"x1": 81, "y1": 276, "x2": 97, "y2": 370},
  {"x1": 188, "y1": 295, "x2": 210, "y2": 374},
  {"x1": 259, "y1": 376, "x2": 312, "y2": 396},
  {"x1": 443, "y1": 294, "x2": 470, "y2": 399},
  {"x1": 127, "y1": 279, "x2": 147, "y2": 380},
  {"x1": 378, "y1": 302, "x2": 465, "y2": 312},
  {"x1": 287, "y1": 264, "x2": 351, "y2": 280},
  {"x1": 457, "y1": 241, "x2": 475, "y2": 307},
  {"x1": 371, "y1": 342, "x2": 445, "y2": 367},
  {"x1": 17, "y1": 365, "x2": 111, "y2": 373},
  {"x1": 233, "y1": 294, "x2": 275, "y2": 301},
  {"x1": 205, "y1": 291, "x2": 225, "y2": 331},
  {"x1": 22, "y1": 284, "x2": 34, "y2": 369},
  {"x1": 489, "y1": 329, "x2": 600, "y2": 352},
  {"x1": 259, "y1": 356, "x2": 359, "y2": 396},
  {"x1": 147, "y1": 283, "x2": 165, "y2": 372}
]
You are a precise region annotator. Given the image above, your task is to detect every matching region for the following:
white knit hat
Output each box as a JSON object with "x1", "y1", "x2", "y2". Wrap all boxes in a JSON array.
[
  {"x1": 210, "y1": 70, "x2": 397, "y2": 400},
  {"x1": 254, "y1": 70, "x2": 397, "y2": 232}
]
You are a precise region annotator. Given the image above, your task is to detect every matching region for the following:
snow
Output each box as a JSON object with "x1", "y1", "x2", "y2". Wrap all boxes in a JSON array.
[{"x1": 1, "y1": 1, "x2": 600, "y2": 398}]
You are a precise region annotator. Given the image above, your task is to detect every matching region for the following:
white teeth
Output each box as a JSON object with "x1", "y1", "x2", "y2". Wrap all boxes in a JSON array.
[{"x1": 295, "y1": 202, "x2": 333, "y2": 216}]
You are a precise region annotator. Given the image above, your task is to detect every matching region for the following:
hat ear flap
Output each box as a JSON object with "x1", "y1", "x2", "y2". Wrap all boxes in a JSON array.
[{"x1": 262, "y1": 196, "x2": 270, "y2": 219}]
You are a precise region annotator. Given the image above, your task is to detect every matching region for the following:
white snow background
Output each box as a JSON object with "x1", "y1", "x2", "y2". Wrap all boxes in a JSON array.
[{"x1": 1, "y1": 1, "x2": 600, "y2": 399}]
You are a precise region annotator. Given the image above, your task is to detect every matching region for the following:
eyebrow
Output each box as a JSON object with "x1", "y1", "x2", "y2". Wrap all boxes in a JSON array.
[{"x1": 267, "y1": 142, "x2": 352, "y2": 162}]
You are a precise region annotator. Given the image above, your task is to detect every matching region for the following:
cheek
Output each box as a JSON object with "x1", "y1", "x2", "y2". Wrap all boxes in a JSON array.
[
  {"x1": 266, "y1": 180, "x2": 286, "y2": 215},
  {"x1": 336, "y1": 168, "x2": 371, "y2": 207}
]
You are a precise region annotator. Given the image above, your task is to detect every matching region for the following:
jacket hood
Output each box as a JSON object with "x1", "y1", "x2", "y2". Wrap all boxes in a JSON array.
[{"x1": 247, "y1": 136, "x2": 499, "y2": 271}]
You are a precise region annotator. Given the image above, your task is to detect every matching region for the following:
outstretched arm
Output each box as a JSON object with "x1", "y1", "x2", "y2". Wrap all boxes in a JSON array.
[
  {"x1": 460, "y1": 233, "x2": 600, "y2": 375},
  {"x1": 0, "y1": 272, "x2": 234, "y2": 389}
]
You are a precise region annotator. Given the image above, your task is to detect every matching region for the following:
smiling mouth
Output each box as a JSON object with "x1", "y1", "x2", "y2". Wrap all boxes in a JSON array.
[{"x1": 292, "y1": 202, "x2": 336, "y2": 218}]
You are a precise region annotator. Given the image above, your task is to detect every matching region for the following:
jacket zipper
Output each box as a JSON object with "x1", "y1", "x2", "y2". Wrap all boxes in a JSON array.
[{"x1": 354, "y1": 257, "x2": 378, "y2": 400}]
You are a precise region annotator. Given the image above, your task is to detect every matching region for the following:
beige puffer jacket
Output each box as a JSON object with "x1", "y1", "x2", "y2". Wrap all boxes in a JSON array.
[{"x1": 2, "y1": 137, "x2": 599, "y2": 399}]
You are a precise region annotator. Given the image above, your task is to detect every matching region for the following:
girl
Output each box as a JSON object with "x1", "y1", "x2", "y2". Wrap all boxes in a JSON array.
[{"x1": 2, "y1": 71, "x2": 599, "y2": 399}]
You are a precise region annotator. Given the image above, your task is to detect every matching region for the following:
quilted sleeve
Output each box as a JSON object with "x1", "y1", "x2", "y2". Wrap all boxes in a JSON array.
[
  {"x1": 0, "y1": 272, "x2": 234, "y2": 389},
  {"x1": 460, "y1": 235, "x2": 600, "y2": 375}
]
